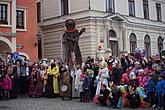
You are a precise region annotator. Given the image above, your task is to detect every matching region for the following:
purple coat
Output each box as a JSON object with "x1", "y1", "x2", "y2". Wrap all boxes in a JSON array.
[{"x1": 3, "y1": 77, "x2": 12, "y2": 90}]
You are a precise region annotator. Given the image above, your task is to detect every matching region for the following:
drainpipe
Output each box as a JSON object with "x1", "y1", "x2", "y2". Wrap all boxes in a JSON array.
[
  {"x1": 12, "y1": 0, "x2": 16, "y2": 52},
  {"x1": 89, "y1": 0, "x2": 91, "y2": 10}
]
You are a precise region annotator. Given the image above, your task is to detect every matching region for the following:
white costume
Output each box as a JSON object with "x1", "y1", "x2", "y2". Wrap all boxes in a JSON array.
[
  {"x1": 71, "y1": 65, "x2": 79, "y2": 97},
  {"x1": 95, "y1": 67, "x2": 110, "y2": 96},
  {"x1": 75, "y1": 69, "x2": 83, "y2": 93}
]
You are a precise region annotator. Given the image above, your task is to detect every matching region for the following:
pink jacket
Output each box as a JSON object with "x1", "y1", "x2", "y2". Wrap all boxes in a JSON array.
[
  {"x1": 3, "y1": 77, "x2": 12, "y2": 90},
  {"x1": 138, "y1": 75, "x2": 149, "y2": 88}
]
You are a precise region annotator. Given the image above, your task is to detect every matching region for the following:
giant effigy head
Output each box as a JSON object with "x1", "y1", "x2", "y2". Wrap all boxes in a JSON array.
[{"x1": 65, "y1": 19, "x2": 76, "y2": 31}]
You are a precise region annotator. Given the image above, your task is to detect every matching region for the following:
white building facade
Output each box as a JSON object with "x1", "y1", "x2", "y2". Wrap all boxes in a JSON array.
[{"x1": 39, "y1": 0, "x2": 165, "y2": 60}]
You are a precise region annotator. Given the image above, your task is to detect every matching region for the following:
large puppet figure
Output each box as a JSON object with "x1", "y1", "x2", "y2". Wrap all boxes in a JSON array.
[{"x1": 62, "y1": 19, "x2": 85, "y2": 69}]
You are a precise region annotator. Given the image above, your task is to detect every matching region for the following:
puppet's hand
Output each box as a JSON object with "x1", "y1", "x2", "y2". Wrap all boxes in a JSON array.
[{"x1": 81, "y1": 28, "x2": 86, "y2": 33}]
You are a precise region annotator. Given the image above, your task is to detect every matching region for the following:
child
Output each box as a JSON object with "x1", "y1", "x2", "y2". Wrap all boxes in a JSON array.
[
  {"x1": 126, "y1": 86, "x2": 140, "y2": 108},
  {"x1": 82, "y1": 71, "x2": 91, "y2": 103},
  {"x1": 155, "y1": 74, "x2": 164, "y2": 109},
  {"x1": 3, "y1": 74, "x2": 12, "y2": 99},
  {"x1": 79, "y1": 74, "x2": 85, "y2": 102},
  {"x1": 146, "y1": 73, "x2": 155, "y2": 107},
  {"x1": 97, "y1": 84, "x2": 110, "y2": 106},
  {"x1": 107, "y1": 84, "x2": 121, "y2": 108}
]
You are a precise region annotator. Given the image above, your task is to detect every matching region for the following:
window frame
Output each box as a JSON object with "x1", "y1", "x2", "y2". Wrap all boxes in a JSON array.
[
  {"x1": 106, "y1": 0, "x2": 115, "y2": 13},
  {"x1": 144, "y1": 35, "x2": 151, "y2": 57},
  {"x1": 61, "y1": 0, "x2": 69, "y2": 16},
  {"x1": 129, "y1": 33, "x2": 137, "y2": 53},
  {"x1": 128, "y1": 0, "x2": 135, "y2": 17},
  {"x1": 157, "y1": 36, "x2": 163, "y2": 54},
  {"x1": 109, "y1": 30, "x2": 119, "y2": 57},
  {"x1": 16, "y1": 8, "x2": 27, "y2": 31},
  {"x1": 156, "y1": 3, "x2": 162, "y2": 22},
  {"x1": 143, "y1": 0, "x2": 149, "y2": 19},
  {"x1": 0, "y1": 2, "x2": 10, "y2": 27}
]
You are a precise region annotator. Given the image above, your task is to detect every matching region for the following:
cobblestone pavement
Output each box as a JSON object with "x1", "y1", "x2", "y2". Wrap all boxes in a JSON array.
[{"x1": 0, "y1": 97, "x2": 154, "y2": 110}]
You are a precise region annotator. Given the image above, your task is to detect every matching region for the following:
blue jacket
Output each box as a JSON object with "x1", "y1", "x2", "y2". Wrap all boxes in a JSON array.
[
  {"x1": 162, "y1": 80, "x2": 165, "y2": 95},
  {"x1": 147, "y1": 79, "x2": 155, "y2": 93},
  {"x1": 82, "y1": 76, "x2": 91, "y2": 91},
  {"x1": 155, "y1": 80, "x2": 164, "y2": 95}
]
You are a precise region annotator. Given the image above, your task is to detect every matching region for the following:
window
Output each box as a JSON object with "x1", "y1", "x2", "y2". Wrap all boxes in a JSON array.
[
  {"x1": 0, "y1": 4, "x2": 8, "y2": 24},
  {"x1": 128, "y1": 0, "x2": 135, "y2": 16},
  {"x1": 61, "y1": 0, "x2": 69, "y2": 15},
  {"x1": 144, "y1": 35, "x2": 151, "y2": 57},
  {"x1": 156, "y1": 3, "x2": 162, "y2": 22},
  {"x1": 130, "y1": 33, "x2": 137, "y2": 53},
  {"x1": 37, "y1": 2, "x2": 41, "y2": 23},
  {"x1": 143, "y1": 0, "x2": 149, "y2": 19},
  {"x1": 158, "y1": 36, "x2": 163, "y2": 54},
  {"x1": 16, "y1": 10, "x2": 24, "y2": 29},
  {"x1": 106, "y1": 0, "x2": 115, "y2": 13},
  {"x1": 109, "y1": 30, "x2": 118, "y2": 57}
]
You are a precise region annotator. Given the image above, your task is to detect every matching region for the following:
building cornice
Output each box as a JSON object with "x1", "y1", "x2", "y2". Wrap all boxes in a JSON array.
[
  {"x1": 0, "y1": 0, "x2": 12, "y2": 3},
  {"x1": 0, "y1": 32, "x2": 18, "y2": 37}
]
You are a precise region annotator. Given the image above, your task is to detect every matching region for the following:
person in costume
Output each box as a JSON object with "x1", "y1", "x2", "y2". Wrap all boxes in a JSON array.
[
  {"x1": 60, "y1": 64, "x2": 72, "y2": 100},
  {"x1": 45, "y1": 63, "x2": 54, "y2": 98},
  {"x1": 107, "y1": 84, "x2": 122, "y2": 108},
  {"x1": 71, "y1": 64, "x2": 79, "y2": 98},
  {"x1": 136, "y1": 86, "x2": 149, "y2": 108},
  {"x1": 62, "y1": 19, "x2": 85, "y2": 68},
  {"x1": 75, "y1": 65, "x2": 84, "y2": 102},
  {"x1": 118, "y1": 74, "x2": 129, "y2": 108},
  {"x1": 47, "y1": 60, "x2": 59, "y2": 97},
  {"x1": 29, "y1": 63, "x2": 42, "y2": 97},
  {"x1": 95, "y1": 57, "x2": 110, "y2": 96},
  {"x1": 42, "y1": 65, "x2": 48, "y2": 94}
]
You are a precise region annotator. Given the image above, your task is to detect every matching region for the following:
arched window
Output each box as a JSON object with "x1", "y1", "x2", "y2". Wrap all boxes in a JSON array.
[
  {"x1": 144, "y1": 35, "x2": 151, "y2": 57},
  {"x1": 109, "y1": 30, "x2": 118, "y2": 57},
  {"x1": 130, "y1": 33, "x2": 137, "y2": 53},
  {"x1": 158, "y1": 36, "x2": 163, "y2": 54}
]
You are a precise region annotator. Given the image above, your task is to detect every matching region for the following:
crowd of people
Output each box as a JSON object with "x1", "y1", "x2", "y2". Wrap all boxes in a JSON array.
[{"x1": 0, "y1": 50, "x2": 165, "y2": 109}]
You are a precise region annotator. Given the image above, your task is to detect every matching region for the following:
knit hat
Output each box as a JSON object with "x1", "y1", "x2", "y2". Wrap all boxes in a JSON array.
[
  {"x1": 158, "y1": 74, "x2": 164, "y2": 79},
  {"x1": 134, "y1": 61, "x2": 140, "y2": 65},
  {"x1": 138, "y1": 69, "x2": 144, "y2": 73},
  {"x1": 129, "y1": 71, "x2": 136, "y2": 79}
]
